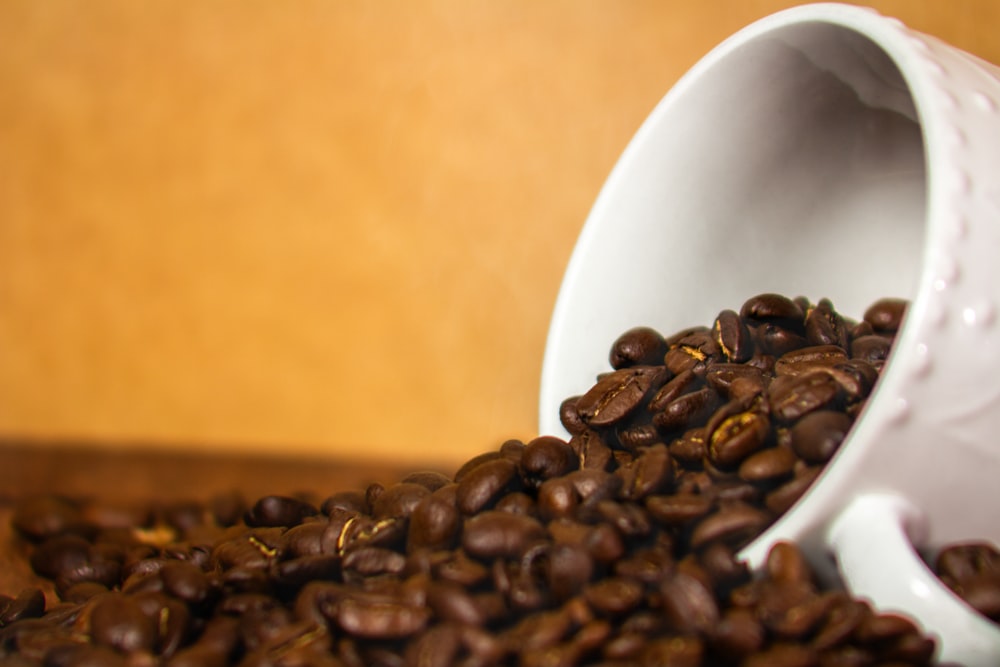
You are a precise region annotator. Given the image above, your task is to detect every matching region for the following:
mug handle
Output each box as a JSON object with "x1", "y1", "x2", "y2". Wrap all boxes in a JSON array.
[{"x1": 826, "y1": 494, "x2": 1000, "y2": 666}]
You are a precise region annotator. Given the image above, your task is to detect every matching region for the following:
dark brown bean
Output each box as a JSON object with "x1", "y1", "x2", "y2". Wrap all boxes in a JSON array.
[
  {"x1": 519, "y1": 436, "x2": 578, "y2": 489},
  {"x1": 863, "y1": 297, "x2": 908, "y2": 333},
  {"x1": 609, "y1": 326, "x2": 668, "y2": 369},
  {"x1": 333, "y1": 592, "x2": 430, "y2": 640},
  {"x1": 713, "y1": 309, "x2": 753, "y2": 363},
  {"x1": 244, "y1": 496, "x2": 318, "y2": 528},
  {"x1": 455, "y1": 458, "x2": 518, "y2": 515},
  {"x1": 850, "y1": 334, "x2": 893, "y2": 368},
  {"x1": 738, "y1": 446, "x2": 797, "y2": 482},
  {"x1": 461, "y1": 511, "x2": 546, "y2": 560},
  {"x1": 88, "y1": 592, "x2": 158, "y2": 654},
  {"x1": 805, "y1": 298, "x2": 850, "y2": 348},
  {"x1": 770, "y1": 371, "x2": 842, "y2": 423},
  {"x1": 576, "y1": 366, "x2": 668, "y2": 427},
  {"x1": 659, "y1": 569, "x2": 719, "y2": 635},
  {"x1": 790, "y1": 410, "x2": 853, "y2": 464},
  {"x1": 690, "y1": 501, "x2": 772, "y2": 550},
  {"x1": 653, "y1": 386, "x2": 718, "y2": 432}
]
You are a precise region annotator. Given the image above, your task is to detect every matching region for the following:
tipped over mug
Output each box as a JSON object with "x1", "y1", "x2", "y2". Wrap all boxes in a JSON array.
[{"x1": 539, "y1": 4, "x2": 1000, "y2": 664}]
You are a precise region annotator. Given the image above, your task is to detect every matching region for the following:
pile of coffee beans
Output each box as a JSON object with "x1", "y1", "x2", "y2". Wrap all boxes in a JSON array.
[
  {"x1": 0, "y1": 292, "x2": 985, "y2": 666},
  {"x1": 932, "y1": 542, "x2": 1000, "y2": 625}
]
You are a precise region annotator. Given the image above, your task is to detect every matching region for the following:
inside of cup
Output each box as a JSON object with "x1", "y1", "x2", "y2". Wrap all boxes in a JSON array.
[{"x1": 540, "y1": 19, "x2": 927, "y2": 433}]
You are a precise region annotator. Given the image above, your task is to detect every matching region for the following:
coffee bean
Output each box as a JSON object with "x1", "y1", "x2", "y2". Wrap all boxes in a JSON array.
[
  {"x1": 805, "y1": 298, "x2": 850, "y2": 348},
  {"x1": 568, "y1": 429, "x2": 614, "y2": 470},
  {"x1": 371, "y1": 482, "x2": 430, "y2": 520},
  {"x1": 740, "y1": 293, "x2": 805, "y2": 329},
  {"x1": 576, "y1": 366, "x2": 668, "y2": 427},
  {"x1": 519, "y1": 436, "x2": 578, "y2": 489},
  {"x1": 558, "y1": 396, "x2": 587, "y2": 437},
  {"x1": 609, "y1": 326, "x2": 668, "y2": 369},
  {"x1": 583, "y1": 576, "x2": 644, "y2": 616},
  {"x1": 864, "y1": 297, "x2": 908, "y2": 334},
  {"x1": 659, "y1": 569, "x2": 719, "y2": 635},
  {"x1": 456, "y1": 457, "x2": 518, "y2": 515},
  {"x1": 850, "y1": 334, "x2": 893, "y2": 368},
  {"x1": 653, "y1": 386, "x2": 718, "y2": 432},
  {"x1": 709, "y1": 607, "x2": 765, "y2": 660},
  {"x1": 713, "y1": 309, "x2": 753, "y2": 363},
  {"x1": 244, "y1": 496, "x2": 318, "y2": 528},
  {"x1": 690, "y1": 501, "x2": 772, "y2": 550},
  {"x1": 87, "y1": 592, "x2": 158, "y2": 654},
  {"x1": 0, "y1": 588, "x2": 45, "y2": 626},
  {"x1": 738, "y1": 446, "x2": 796, "y2": 483},
  {"x1": 707, "y1": 407, "x2": 771, "y2": 468},
  {"x1": 789, "y1": 410, "x2": 852, "y2": 464},
  {"x1": 769, "y1": 371, "x2": 841, "y2": 422},
  {"x1": 645, "y1": 493, "x2": 713, "y2": 526},
  {"x1": 774, "y1": 344, "x2": 848, "y2": 377},
  {"x1": 461, "y1": 511, "x2": 546, "y2": 560}
]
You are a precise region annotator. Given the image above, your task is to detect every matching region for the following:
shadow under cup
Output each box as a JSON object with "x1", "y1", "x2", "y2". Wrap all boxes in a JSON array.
[{"x1": 540, "y1": 6, "x2": 1000, "y2": 664}]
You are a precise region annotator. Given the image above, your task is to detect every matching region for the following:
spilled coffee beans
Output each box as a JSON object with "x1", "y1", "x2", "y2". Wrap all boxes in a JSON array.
[{"x1": 0, "y1": 293, "x2": 971, "y2": 666}]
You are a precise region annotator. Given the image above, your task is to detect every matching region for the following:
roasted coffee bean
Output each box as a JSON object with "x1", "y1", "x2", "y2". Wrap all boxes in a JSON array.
[
  {"x1": 659, "y1": 569, "x2": 719, "y2": 635},
  {"x1": 461, "y1": 511, "x2": 546, "y2": 560},
  {"x1": 738, "y1": 445, "x2": 797, "y2": 483},
  {"x1": 87, "y1": 592, "x2": 158, "y2": 654},
  {"x1": 690, "y1": 501, "x2": 772, "y2": 550},
  {"x1": 569, "y1": 429, "x2": 614, "y2": 470},
  {"x1": 645, "y1": 493, "x2": 713, "y2": 526},
  {"x1": 519, "y1": 436, "x2": 578, "y2": 489},
  {"x1": 371, "y1": 482, "x2": 430, "y2": 520},
  {"x1": 456, "y1": 457, "x2": 519, "y2": 515},
  {"x1": 769, "y1": 371, "x2": 842, "y2": 423},
  {"x1": 765, "y1": 465, "x2": 823, "y2": 515},
  {"x1": 790, "y1": 410, "x2": 852, "y2": 464},
  {"x1": 0, "y1": 588, "x2": 45, "y2": 626},
  {"x1": 609, "y1": 326, "x2": 668, "y2": 369},
  {"x1": 653, "y1": 386, "x2": 718, "y2": 432},
  {"x1": 576, "y1": 366, "x2": 668, "y2": 427},
  {"x1": 281, "y1": 521, "x2": 327, "y2": 557},
  {"x1": 713, "y1": 309, "x2": 753, "y2": 363},
  {"x1": 583, "y1": 576, "x2": 644, "y2": 616},
  {"x1": 774, "y1": 344, "x2": 848, "y2": 377},
  {"x1": 617, "y1": 444, "x2": 674, "y2": 500},
  {"x1": 707, "y1": 407, "x2": 771, "y2": 468},
  {"x1": 665, "y1": 329, "x2": 722, "y2": 375},
  {"x1": 752, "y1": 321, "x2": 810, "y2": 357},
  {"x1": 615, "y1": 422, "x2": 661, "y2": 452},
  {"x1": 740, "y1": 293, "x2": 805, "y2": 329},
  {"x1": 805, "y1": 298, "x2": 850, "y2": 348},
  {"x1": 406, "y1": 495, "x2": 460, "y2": 553},
  {"x1": 850, "y1": 334, "x2": 893, "y2": 368},
  {"x1": 864, "y1": 297, "x2": 908, "y2": 334},
  {"x1": 705, "y1": 363, "x2": 765, "y2": 400},
  {"x1": 244, "y1": 495, "x2": 318, "y2": 528},
  {"x1": 709, "y1": 607, "x2": 765, "y2": 659}
]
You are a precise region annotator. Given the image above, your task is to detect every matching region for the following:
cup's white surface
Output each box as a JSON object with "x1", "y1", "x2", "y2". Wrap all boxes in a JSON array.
[{"x1": 539, "y1": 3, "x2": 1000, "y2": 662}]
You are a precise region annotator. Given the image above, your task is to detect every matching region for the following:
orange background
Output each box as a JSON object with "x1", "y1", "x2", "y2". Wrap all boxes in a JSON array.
[{"x1": 2, "y1": 1, "x2": 998, "y2": 469}]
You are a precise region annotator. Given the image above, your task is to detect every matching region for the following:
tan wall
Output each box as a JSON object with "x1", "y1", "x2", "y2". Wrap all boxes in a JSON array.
[{"x1": 2, "y1": 1, "x2": 998, "y2": 468}]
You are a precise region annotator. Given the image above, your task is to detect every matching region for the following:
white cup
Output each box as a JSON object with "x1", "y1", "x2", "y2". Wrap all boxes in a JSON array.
[{"x1": 539, "y1": 3, "x2": 1000, "y2": 664}]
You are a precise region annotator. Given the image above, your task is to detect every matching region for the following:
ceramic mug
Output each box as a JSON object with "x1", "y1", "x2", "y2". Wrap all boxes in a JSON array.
[{"x1": 538, "y1": 4, "x2": 1000, "y2": 664}]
